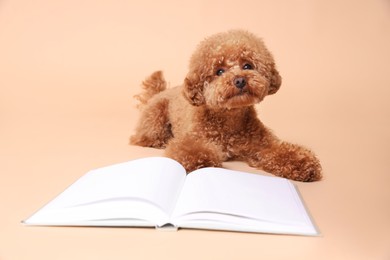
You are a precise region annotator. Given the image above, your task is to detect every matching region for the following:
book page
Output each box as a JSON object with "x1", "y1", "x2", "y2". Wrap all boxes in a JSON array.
[
  {"x1": 171, "y1": 168, "x2": 316, "y2": 234},
  {"x1": 25, "y1": 157, "x2": 186, "y2": 226}
]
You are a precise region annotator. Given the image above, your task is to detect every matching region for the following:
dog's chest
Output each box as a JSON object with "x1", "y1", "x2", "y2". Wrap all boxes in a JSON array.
[{"x1": 196, "y1": 108, "x2": 263, "y2": 156}]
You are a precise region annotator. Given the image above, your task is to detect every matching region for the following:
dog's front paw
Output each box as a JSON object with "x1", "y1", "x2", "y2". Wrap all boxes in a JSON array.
[
  {"x1": 180, "y1": 151, "x2": 223, "y2": 173},
  {"x1": 165, "y1": 136, "x2": 223, "y2": 173},
  {"x1": 250, "y1": 142, "x2": 323, "y2": 182},
  {"x1": 287, "y1": 152, "x2": 323, "y2": 182}
]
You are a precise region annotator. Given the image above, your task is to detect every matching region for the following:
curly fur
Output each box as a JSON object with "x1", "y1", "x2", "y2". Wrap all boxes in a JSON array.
[{"x1": 130, "y1": 30, "x2": 322, "y2": 182}]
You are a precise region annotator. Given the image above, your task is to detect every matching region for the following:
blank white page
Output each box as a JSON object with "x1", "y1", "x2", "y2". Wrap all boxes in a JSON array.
[
  {"x1": 172, "y1": 168, "x2": 313, "y2": 227},
  {"x1": 25, "y1": 157, "x2": 186, "y2": 225}
]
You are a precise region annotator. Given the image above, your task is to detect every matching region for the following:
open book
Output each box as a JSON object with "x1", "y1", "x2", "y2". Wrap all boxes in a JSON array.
[{"x1": 23, "y1": 157, "x2": 319, "y2": 236}]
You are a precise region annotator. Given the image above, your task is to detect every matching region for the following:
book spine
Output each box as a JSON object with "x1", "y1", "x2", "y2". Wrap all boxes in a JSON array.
[{"x1": 155, "y1": 223, "x2": 179, "y2": 231}]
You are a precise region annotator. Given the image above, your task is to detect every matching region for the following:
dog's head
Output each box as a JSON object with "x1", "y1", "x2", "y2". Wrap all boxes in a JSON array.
[{"x1": 183, "y1": 30, "x2": 281, "y2": 109}]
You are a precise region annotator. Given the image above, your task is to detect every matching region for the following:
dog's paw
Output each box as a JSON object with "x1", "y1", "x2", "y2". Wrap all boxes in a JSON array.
[
  {"x1": 250, "y1": 142, "x2": 323, "y2": 182},
  {"x1": 165, "y1": 136, "x2": 223, "y2": 173},
  {"x1": 180, "y1": 152, "x2": 223, "y2": 173},
  {"x1": 285, "y1": 152, "x2": 323, "y2": 182}
]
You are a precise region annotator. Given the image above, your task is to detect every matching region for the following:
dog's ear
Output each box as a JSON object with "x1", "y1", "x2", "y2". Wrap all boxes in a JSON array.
[
  {"x1": 268, "y1": 68, "x2": 282, "y2": 95},
  {"x1": 182, "y1": 73, "x2": 206, "y2": 106}
]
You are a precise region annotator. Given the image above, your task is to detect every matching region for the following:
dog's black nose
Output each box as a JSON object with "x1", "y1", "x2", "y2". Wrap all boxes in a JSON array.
[{"x1": 234, "y1": 77, "x2": 246, "y2": 89}]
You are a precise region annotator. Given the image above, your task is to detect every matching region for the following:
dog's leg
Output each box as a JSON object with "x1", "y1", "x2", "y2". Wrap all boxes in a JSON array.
[
  {"x1": 165, "y1": 135, "x2": 224, "y2": 173},
  {"x1": 247, "y1": 137, "x2": 322, "y2": 182},
  {"x1": 130, "y1": 99, "x2": 173, "y2": 148}
]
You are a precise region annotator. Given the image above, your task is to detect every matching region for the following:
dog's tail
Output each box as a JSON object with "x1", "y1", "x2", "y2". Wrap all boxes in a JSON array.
[{"x1": 134, "y1": 71, "x2": 167, "y2": 108}]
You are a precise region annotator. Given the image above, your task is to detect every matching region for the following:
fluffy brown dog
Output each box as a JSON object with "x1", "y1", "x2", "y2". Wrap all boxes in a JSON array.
[{"x1": 130, "y1": 30, "x2": 322, "y2": 182}]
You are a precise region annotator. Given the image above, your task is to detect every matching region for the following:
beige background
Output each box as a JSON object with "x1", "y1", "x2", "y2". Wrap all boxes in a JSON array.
[{"x1": 1, "y1": 0, "x2": 389, "y2": 259}]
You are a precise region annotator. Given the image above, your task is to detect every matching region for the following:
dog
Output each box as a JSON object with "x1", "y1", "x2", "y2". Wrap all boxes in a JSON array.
[{"x1": 130, "y1": 30, "x2": 322, "y2": 182}]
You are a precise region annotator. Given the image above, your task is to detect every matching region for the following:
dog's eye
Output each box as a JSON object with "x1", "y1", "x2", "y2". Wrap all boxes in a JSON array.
[
  {"x1": 216, "y1": 68, "x2": 225, "y2": 76},
  {"x1": 243, "y1": 63, "x2": 253, "y2": 70}
]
